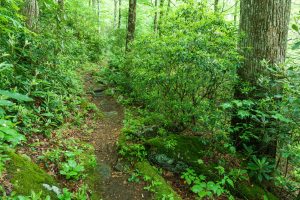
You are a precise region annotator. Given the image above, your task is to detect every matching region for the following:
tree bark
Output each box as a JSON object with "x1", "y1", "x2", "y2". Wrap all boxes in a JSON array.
[
  {"x1": 23, "y1": 0, "x2": 39, "y2": 30},
  {"x1": 158, "y1": 0, "x2": 165, "y2": 33},
  {"x1": 234, "y1": 0, "x2": 292, "y2": 158},
  {"x1": 238, "y1": 0, "x2": 291, "y2": 84},
  {"x1": 114, "y1": 0, "x2": 118, "y2": 29},
  {"x1": 125, "y1": 0, "x2": 137, "y2": 51},
  {"x1": 233, "y1": 0, "x2": 238, "y2": 26},
  {"x1": 214, "y1": 0, "x2": 219, "y2": 12},
  {"x1": 118, "y1": 0, "x2": 122, "y2": 28},
  {"x1": 153, "y1": 0, "x2": 158, "y2": 32},
  {"x1": 97, "y1": 0, "x2": 101, "y2": 33}
]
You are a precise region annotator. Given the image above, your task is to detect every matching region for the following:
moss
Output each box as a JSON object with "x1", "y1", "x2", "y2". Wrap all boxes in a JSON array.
[
  {"x1": 6, "y1": 151, "x2": 59, "y2": 199},
  {"x1": 85, "y1": 167, "x2": 102, "y2": 200},
  {"x1": 136, "y1": 161, "x2": 182, "y2": 200},
  {"x1": 146, "y1": 135, "x2": 208, "y2": 164},
  {"x1": 146, "y1": 135, "x2": 215, "y2": 176},
  {"x1": 81, "y1": 145, "x2": 102, "y2": 200},
  {"x1": 236, "y1": 183, "x2": 278, "y2": 200},
  {"x1": 146, "y1": 135, "x2": 279, "y2": 200}
]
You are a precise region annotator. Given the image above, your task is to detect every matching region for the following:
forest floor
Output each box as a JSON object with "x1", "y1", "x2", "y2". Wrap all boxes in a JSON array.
[{"x1": 85, "y1": 74, "x2": 152, "y2": 200}]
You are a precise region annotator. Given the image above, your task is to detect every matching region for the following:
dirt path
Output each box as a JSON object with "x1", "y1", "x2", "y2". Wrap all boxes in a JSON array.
[{"x1": 89, "y1": 88, "x2": 152, "y2": 200}]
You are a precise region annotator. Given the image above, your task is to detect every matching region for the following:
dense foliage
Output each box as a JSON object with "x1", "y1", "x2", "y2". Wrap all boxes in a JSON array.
[
  {"x1": 1, "y1": 0, "x2": 102, "y2": 198},
  {"x1": 1, "y1": 0, "x2": 300, "y2": 199}
]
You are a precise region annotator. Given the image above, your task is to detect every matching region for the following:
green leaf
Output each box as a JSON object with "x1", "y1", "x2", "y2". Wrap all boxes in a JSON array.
[
  {"x1": 0, "y1": 100, "x2": 14, "y2": 107},
  {"x1": 68, "y1": 159, "x2": 77, "y2": 168},
  {"x1": 0, "y1": 90, "x2": 33, "y2": 102},
  {"x1": 292, "y1": 41, "x2": 300, "y2": 50},
  {"x1": 226, "y1": 178, "x2": 234, "y2": 187},
  {"x1": 292, "y1": 24, "x2": 299, "y2": 32},
  {"x1": 191, "y1": 183, "x2": 206, "y2": 193},
  {"x1": 237, "y1": 110, "x2": 250, "y2": 119},
  {"x1": 221, "y1": 102, "x2": 232, "y2": 109}
]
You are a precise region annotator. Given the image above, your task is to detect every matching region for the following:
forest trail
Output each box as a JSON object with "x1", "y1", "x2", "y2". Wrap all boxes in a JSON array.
[{"x1": 87, "y1": 76, "x2": 152, "y2": 200}]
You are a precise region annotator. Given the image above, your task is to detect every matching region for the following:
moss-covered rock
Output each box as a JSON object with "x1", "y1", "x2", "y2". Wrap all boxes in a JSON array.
[
  {"x1": 146, "y1": 135, "x2": 215, "y2": 176},
  {"x1": 82, "y1": 145, "x2": 102, "y2": 200},
  {"x1": 236, "y1": 183, "x2": 278, "y2": 200},
  {"x1": 136, "y1": 161, "x2": 182, "y2": 200},
  {"x1": 146, "y1": 135, "x2": 278, "y2": 200},
  {"x1": 6, "y1": 151, "x2": 59, "y2": 199},
  {"x1": 85, "y1": 166, "x2": 102, "y2": 200}
]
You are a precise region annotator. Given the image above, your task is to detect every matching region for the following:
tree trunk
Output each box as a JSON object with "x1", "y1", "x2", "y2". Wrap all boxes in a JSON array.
[
  {"x1": 234, "y1": 0, "x2": 292, "y2": 158},
  {"x1": 125, "y1": 0, "x2": 137, "y2": 51},
  {"x1": 239, "y1": 0, "x2": 291, "y2": 84},
  {"x1": 114, "y1": 0, "x2": 118, "y2": 29},
  {"x1": 233, "y1": 0, "x2": 238, "y2": 26},
  {"x1": 158, "y1": 0, "x2": 165, "y2": 33},
  {"x1": 118, "y1": 0, "x2": 122, "y2": 28},
  {"x1": 23, "y1": 0, "x2": 39, "y2": 30},
  {"x1": 97, "y1": 0, "x2": 101, "y2": 33},
  {"x1": 214, "y1": 0, "x2": 219, "y2": 12},
  {"x1": 167, "y1": 0, "x2": 171, "y2": 14},
  {"x1": 153, "y1": 0, "x2": 158, "y2": 32}
]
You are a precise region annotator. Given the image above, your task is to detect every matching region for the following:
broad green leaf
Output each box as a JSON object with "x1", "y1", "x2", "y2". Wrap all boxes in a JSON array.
[
  {"x1": 0, "y1": 100, "x2": 14, "y2": 107},
  {"x1": 0, "y1": 90, "x2": 33, "y2": 102},
  {"x1": 292, "y1": 24, "x2": 299, "y2": 32},
  {"x1": 237, "y1": 110, "x2": 250, "y2": 119},
  {"x1": 292, "y1": 41, "x2": 300, "y2": 50}
]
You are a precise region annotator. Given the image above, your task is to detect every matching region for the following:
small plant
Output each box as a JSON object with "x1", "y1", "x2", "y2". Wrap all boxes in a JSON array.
[
  {"x1": 164, "y1": 139, "x2": 177, "y2": 150},
  {"x1": 128, "y1": 170, "x2": 141, "y2": 183},
  {"x1": 59, "y1": 159, "x2": 85, "y2": 180},
  {"x1": 247, "y1": 156, "x2": 274, "y2": 182},
  {"x1": 0, "y1": 119, "x2": 26, "y2": 147},
  {"x1": 73, "y1": 184, "x2": 89, "y2": 200},
  {"x1": 144, "y1": 180, "x2": 162, "y2": 193},
  {"x1": 162, "y1": 193, "x2": 175, "y2": 200},
  {"x1": 58, "y1": 188, "x2": 72, "y2": 200},
  {"x1": 119, "y1": 144, "x2": 147, "y2": 161},
  {"x1": 181, "y1": 167, "x2": 235, "y2": 199}
]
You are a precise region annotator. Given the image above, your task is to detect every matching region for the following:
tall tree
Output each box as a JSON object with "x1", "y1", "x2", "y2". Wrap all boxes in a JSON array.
[
  {"x1": 214, "y1": 0, "x2": 219, "y2": 12},
  {"x1": 97, "y1": 0, "x2": 101, "y2": 33},
  {"x1": 157, "y1": 0, "x2": 165, "y2": 33},
  {"x1": 125, "y1": 0, "x2": 137, "y2": 51},
  {"x1": 113, "y1": 0, "x2": 118, "y2": 29},
  {"x1": 23, "y1": 0, "x2": 39, "y2": 30},
  {"x1": 153, "y1": 0, "x2": 158, "y2": 32},
  {"x1": 234, "y1": 0, "x2": 292, "y2": 158},
  {"x1": 233, "y1": 0, "x2": 238, "y2": 26},
  {"x1": 118, "y1": 0, "x2": 122, "y2": 28}
]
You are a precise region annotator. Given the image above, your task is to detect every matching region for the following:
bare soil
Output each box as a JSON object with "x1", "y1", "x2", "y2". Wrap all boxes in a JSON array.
[{"x1": 89, "y1": 90, "x2": 152, "y2": 200}]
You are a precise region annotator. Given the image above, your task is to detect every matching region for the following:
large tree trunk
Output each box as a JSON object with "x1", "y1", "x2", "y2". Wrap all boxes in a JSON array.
[
  {"x1": 239, "y1": 0, "x2": 291, "y2": 84},
  {"x1": 125, "y1": 0, "x2": 137, "y2": 51},
  {"x1": 234, "y1": 0, "x2": 291, "y2": 158},
  {"x1": 23, "y1": 0, "x2": 39, "y2": 30}
]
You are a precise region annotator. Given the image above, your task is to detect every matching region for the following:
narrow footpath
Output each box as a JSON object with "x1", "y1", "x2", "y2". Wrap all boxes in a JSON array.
[{"x1": 87, "y1": 75, "x2": 152, "y2": 200}]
